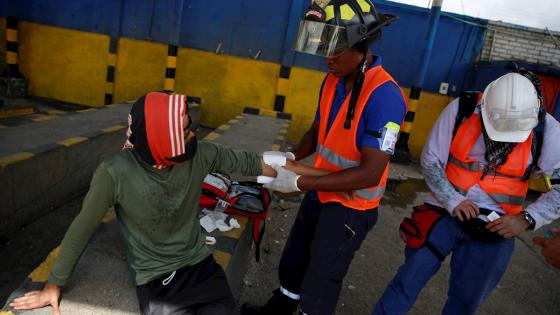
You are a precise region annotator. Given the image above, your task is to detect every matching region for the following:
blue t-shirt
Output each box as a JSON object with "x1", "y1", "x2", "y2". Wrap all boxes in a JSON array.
[{"x1": 315, "y1": 55, "x2": 407, "y2": 152}]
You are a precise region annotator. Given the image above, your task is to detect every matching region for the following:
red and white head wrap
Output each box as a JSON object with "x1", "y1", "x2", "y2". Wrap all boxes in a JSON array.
[{"x1": 124, "y1": 92, "x2": 194, "y2": 168}]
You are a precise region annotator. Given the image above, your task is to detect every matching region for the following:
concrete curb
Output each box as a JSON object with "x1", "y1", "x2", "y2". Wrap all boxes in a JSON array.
[{"x1": 0, "y1": 122, "x2": 127, "y2": 237}]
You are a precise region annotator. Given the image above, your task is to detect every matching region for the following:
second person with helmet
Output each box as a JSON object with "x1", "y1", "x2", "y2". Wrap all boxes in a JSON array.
[
  {"x1": 372, "y1": 71, "x2": 560, "y2": 314},
  {"x1": 242, "y1": 1, "x2": 407, "y2": 314}
]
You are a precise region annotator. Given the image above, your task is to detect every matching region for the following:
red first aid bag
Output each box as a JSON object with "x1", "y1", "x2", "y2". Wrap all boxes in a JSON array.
[
  {"x1": 399, "y1": 204, "x2": 448, "y2": 261},
  {"x1": 199, "y1": 173, "x2": 271, "y2": 261}
]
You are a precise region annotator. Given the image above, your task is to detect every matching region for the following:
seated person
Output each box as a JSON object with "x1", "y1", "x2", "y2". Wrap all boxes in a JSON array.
[{"x1": 9, "y1": 92, "x2": 334, "y2": 315}]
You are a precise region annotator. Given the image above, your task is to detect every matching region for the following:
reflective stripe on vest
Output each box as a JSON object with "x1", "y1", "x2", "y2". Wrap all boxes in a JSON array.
[
  {"x1": 448, "y1": 155, "x2": 527, "y2": 180},
  {"x1": 484, "y1": 169, "x2": 527, "y2": 180},
  {"x1": 316, "y1": 144, "x2": 360, "y2": 169},
  {"x1": 451, "y1": 183, "x2": 525, "y2": 205},
  {"x1": 316, "y1": 143, "x2": 386, "y2": 200},
  {"x1": 448, "y1": 155, "x2": 479, "y2": 171},
  {"x1": 356, "y1": 186, "x2": 386, "y2": 200},
  {"x1": 490, "y1": 193, "x2": 525, "y2": 205}
]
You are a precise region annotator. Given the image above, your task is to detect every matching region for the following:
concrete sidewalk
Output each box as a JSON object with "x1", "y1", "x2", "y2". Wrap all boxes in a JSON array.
[{"x1": 1, "y1": 106, "x2": 291, "y2": 314}]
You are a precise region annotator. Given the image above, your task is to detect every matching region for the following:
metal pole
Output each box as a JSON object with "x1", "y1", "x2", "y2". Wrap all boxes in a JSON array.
[{"x1": 395, "y1": 0, "x2": 444, "y2": 158}]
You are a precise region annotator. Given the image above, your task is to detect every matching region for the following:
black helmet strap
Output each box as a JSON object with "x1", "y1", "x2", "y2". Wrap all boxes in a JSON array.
[
  {"x1": 344, "y1": 52, "x2": 368, "y2": 129},
  {"x1": 345, "y1": 13, "x2": 398, "y2": 48}
]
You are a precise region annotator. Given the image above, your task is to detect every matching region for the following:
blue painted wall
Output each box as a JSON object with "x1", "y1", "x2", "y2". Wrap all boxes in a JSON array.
[
  {"x1": 179, "y1": 0, "x2": 293, "y2": 62},
  {"x1": 363, "y1": 1, "x2": 487, "y2": 96},
  {"x1": 3, "y1": 0, "x2": 122, "y2": 36},
  {"x1": 467, "y1": 61, "x2": 560, "y2": 92},
  {"x1": 3, "y1": 0, "x2": 488, "y2": 96}
]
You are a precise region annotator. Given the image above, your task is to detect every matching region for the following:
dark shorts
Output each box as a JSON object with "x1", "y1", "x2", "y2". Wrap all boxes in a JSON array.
[{"x1": 136, "y1": 255, "x2": 236, "y2": 315}]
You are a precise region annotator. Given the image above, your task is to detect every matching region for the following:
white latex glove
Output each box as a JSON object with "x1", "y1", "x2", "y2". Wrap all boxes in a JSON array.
[
  {"x1": 263, "y1": 164, "x2": 301, "y2": 193},
  {"x1": 262, "y1": 151, "x2": 296, "y2": 166},
  {"x1": 285, "y1": 152, "x2": 296, "y2": 160},
  {"x1": 263, "y1": 151, "x2": 295, "y2": 159}
]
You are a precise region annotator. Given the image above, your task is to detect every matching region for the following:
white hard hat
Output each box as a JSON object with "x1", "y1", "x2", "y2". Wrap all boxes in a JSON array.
[{"x1": 480, "y1": 73, "x2": 540, "y2": 143}]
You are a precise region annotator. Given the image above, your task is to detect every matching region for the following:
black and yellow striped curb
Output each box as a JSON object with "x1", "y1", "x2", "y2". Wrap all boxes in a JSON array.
[
  {"x1": 0, "y1": 97, "x2": 188, "y2": 129},
  {"x1": 0, "y1": 210, "x2": 118, "y2": 315},
  {"x1": 0, "y1": 120, "x2": 127, "y2": 312},
  {"x1": 0, "y1": 110, "x2": 59, "y2": 126},
  {"x1": 201, "y1": 114, "x2": 246, "y2": 142},
  {"x1": 0, "y1": 124, "x2": 127, "y2": 168},
  {"x1": 164, "y1": 45, "x2": 178, "y2": 92},
  {"x1": 0, "y1": 107, "x2": 34, "y2": 119},
  {"x1": 0, "y1": 103, "x2": 127, "y2": 128},
  {"x1": 242, "y1": 106, "x2": 292, "y2": 120}
]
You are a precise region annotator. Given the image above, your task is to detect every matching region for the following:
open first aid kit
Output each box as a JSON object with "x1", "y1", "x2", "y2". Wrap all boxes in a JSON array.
[{"x1": 199, "y1": 173, "x2": 271, "y2": 261}]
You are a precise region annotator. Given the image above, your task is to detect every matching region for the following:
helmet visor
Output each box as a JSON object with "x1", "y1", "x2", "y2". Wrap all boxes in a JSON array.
[
  {"x1": 485, "y1": 106, "x2": 538, "y2": 132},
  {"x1": 293, "y1": 21, "x2": 349, "y2": 57}
]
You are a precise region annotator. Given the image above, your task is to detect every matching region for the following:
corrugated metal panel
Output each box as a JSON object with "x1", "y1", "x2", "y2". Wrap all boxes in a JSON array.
[
  {"x1": 180, "y1": 0, "x2": 292, "y2": 63},
  {"x1": 374, "y1": 1, "x2": 488, "y2": 96},
  {"x1": 121, "y1": 0, "x2": 183, "y2": 44},
  {"x1": 119, "y1": 0, "x2": 154, "y2": 40}
]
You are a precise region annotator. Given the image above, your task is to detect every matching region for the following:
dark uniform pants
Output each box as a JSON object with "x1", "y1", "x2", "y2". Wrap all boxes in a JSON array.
[
  {"x1": 136, "y1": 255, "x2": 236, "y2": 315},
  {"x1": 279, "y1": 193, "x2": 378, "y2": 315}
]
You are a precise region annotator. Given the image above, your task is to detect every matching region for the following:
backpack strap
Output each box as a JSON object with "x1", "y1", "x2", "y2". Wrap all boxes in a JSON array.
[
  {"x1": 452, "y1": 91, "x2": 481, "y2": 138},
  {"x1": 253, "y1": 219, "x2": 266, "y2": 262},
  {"x1": 523, "y1": 110, "x2": 546, "y2": 181}
]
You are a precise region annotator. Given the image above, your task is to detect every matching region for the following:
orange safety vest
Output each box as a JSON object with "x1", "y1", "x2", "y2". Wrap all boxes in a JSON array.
[
  {"x1": 314, "y1": 66, "x2": 407, "y2": 210},
  {"x1": 446, "y1": 113, "x2": 532, "y2": 215}
]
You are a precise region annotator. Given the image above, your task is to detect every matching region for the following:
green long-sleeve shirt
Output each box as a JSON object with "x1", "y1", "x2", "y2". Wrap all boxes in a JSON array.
[{"x1": 48, "y1": 141, "x2": 262, "y2": 286}]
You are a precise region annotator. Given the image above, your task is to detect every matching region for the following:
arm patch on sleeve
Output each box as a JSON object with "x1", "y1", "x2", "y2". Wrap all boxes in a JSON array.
[{"x1": 378, "y1": 122, "x2": 400, "y2": 155}]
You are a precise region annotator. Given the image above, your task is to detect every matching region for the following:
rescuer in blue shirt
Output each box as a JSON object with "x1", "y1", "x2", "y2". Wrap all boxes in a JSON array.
[{"x1": 242, "y1": 1, "x2": 407, "y2": 314}]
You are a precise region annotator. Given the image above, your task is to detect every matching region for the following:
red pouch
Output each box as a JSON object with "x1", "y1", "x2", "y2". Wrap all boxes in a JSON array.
[
  {"x1": 199, "y1": 174, "x2": 271, "y2": 261},
  {"x1": 399, "y1": 204, "x2": 448, "y2": 260}
]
